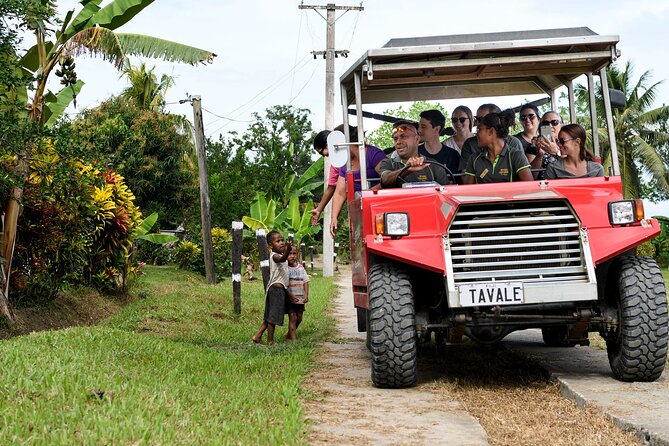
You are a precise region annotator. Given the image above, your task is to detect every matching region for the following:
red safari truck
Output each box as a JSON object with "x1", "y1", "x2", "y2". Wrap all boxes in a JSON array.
[{"x1": 336, "y1": 28, "x2": 668, "y2": 388}]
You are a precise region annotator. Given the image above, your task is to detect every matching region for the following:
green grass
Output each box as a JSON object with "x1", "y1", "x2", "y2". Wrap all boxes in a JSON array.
[{"x1": 0, "y1": 265, "x2": 335, "y2": 444}]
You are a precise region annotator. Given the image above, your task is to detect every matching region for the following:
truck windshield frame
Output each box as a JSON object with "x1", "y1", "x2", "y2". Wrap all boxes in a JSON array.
[{"x1": 339, "y1": 27, "x2": 621, "y2": 189}]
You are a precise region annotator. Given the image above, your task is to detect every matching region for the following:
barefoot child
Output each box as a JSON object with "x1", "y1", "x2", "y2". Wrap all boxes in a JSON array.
[
  {"x1": 252, "y1": 230, "x2": 292, "y2": 344},
  {"x1": 286, "y1": 245, "x2": 310, "y2": 340}
]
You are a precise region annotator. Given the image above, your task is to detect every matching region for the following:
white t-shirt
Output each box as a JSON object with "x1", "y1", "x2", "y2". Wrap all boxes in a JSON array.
[{"x1": 444, "y1": 137, "x2": 461, "y2": 154}]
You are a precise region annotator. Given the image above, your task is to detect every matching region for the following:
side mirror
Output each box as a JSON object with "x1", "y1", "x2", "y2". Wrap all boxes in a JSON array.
[{"x1": 609, "y1": 88, "x2": 626, "y2": 110}]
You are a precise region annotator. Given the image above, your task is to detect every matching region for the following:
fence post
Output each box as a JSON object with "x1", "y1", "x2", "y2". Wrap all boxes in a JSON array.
[
  {"x1": 256, "y1": 229, "x2": 270, "y2": 291},
  {"x1": 309, "y1": 245, "x2": 314, "y2": 272},
  {"x1": 334, "y1": 242, "x2": 340, "y2": 272},
  {"x1": 300, "y1": 243, "x2": 306, "y2": 268},
  {"x1": 231, "y1": 221, "x2": 243, "y2": 314}
]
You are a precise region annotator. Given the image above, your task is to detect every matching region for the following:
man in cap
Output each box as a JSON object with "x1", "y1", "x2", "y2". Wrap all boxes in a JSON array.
[{"x1": 379, "y1": 120, "x2": 452, "y2": 188}]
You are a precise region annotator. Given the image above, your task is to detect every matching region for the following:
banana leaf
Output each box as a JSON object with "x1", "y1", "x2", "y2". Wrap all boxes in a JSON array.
[
  {"x1": 137, "y1": 233, "x2": 177, "y2": 244},
  {"x1": 43, "y1": 80, "x2": 84, "y2": 128},
  {"x1": 87, "y1": 0, "x2": 156, "y2": 31},
  {"x1": 242, "y1": 216, "x2": 267, "y2": 233}
]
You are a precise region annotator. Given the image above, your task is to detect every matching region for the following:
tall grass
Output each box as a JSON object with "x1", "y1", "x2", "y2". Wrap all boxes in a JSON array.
[{"x1": 0, "y1": 265, "x2": 335, "y2": 444}]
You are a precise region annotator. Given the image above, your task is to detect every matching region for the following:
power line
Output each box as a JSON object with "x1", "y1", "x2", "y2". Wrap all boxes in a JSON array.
[
  {"x1": 223, "y1": 54, "x2": 311, "y2": 119},
  {"x1": 202, "y1": 107, "x2": 254, "y2": 123},
  {"x1": 289, "y1": 62, "x2": 320, "y2": 105},
  {"x1": 347, "y1": 7, "x2": 362, "y2": 48},
  {"x1": 290, "y1": 10, "x2": 306, "y2": 100},
  {"x1": 213, "y1": 56, "x2": 313, "y2": 133}
]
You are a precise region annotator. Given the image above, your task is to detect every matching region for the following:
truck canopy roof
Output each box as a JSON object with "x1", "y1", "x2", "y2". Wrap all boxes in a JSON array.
[{"x1": 340, "y1": 27, "x2": 619, "y2": 105}]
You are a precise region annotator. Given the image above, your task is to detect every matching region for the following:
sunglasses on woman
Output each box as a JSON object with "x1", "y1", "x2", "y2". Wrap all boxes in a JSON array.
[
  {"x1": 541, "y1": 119, "x2": 562, "y2": 127},
  {"x1": 556, "y1": 138, "x2": 574, "y2": 146},
  {"x1": 451, "y1": 117, "x2": 468, "y2": 124},
  {"x1": 520, "y1": 114, "x2": 536, "y2": 121}
]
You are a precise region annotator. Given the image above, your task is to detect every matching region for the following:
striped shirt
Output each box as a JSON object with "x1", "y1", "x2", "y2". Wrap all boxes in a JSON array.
[{"x1": 288, "y1": 264, "x2": 310, "y2": 304}]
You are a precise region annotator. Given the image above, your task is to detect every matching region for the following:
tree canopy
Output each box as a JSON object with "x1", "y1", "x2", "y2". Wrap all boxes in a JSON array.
[{"x1": 576, "y1": 62, "x2": 669, "y2": 199}]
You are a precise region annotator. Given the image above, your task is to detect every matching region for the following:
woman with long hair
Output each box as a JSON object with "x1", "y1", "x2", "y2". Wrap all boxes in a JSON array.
[
  {"x1": 444, "y1": 105, "x2": 473, "y2": 154},
  {"x1": 544, "y1": 124, "x2": 604, "y2": 178}
]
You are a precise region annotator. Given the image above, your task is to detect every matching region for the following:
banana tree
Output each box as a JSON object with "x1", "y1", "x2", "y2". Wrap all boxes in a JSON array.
[
  {"x1": 279, "y1": 156, "x2": 324, "y2": 208},
  {"x1": 134, "y1": 212, "x2": 178, "y2": 244},
  {"x1": 275, "y1": 196, "x2": 321, "y2": 246},
  {"x1": 242, "y1": 192, "x2": 277, "y2": 234},
  {"x1": 0, "y1": 0, "x2": 216, "y2": 318},
  {"x1": 242, "y1": 193, "x2": 320, "y2": 247}
]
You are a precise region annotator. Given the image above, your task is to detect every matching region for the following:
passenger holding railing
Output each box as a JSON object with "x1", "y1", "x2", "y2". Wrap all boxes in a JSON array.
[
  {"x1": 544, "y1": 124, "x2": 604, "y2": 179},
  {"x1": 329, "y1": 124, "x2": 386, "y2": 237},
  {"x1": 463, "y1": 110, "x2": 534, "y2": 184}
]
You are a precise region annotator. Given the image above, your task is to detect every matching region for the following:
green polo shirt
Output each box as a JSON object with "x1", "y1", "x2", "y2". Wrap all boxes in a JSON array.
[
  {"x1": 465, "y1": 142, "x2": 530, "y2": 183},
  {"x1": 379, "y1": 157, "x2": 451, "y2": 187}
]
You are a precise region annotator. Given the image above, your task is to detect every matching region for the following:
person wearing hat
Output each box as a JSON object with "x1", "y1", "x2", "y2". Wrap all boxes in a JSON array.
[{"x1": 379, "y1": 120, "x2": 452, "y2": 188}]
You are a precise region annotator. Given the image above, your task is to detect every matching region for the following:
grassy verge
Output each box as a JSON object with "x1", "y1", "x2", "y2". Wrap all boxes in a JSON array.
[{"x1": 0, "y1": 265, "x2": 335, "y2": 444}]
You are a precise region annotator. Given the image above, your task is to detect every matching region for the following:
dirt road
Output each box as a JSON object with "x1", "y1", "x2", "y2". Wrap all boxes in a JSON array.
[
  {"x1": 303, "y1": 265, "x2": 660, "y2": 445},
  {"x1": 303, "y1": 269, "x2": 488, "y2": 445}
]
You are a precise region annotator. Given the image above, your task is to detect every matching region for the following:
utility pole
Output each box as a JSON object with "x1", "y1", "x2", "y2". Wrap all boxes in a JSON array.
[
  {"x1": 299, "y1": 2, "x2": 363, "y2": 277},
  {"x1": 190, "y1": 95, "x2": 216, "y2": 284}
]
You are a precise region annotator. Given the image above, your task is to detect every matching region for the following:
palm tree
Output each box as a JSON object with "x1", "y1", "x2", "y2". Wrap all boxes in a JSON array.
[
  {"x1": 577, "y1": 62, "x2": 669, "y2": 198},
  {"x1": 120, "y1": 61, "x2": 173, "y2": 111},
  {"x1": 0, "y1": 0, "x2": 216, "y2": 317}
]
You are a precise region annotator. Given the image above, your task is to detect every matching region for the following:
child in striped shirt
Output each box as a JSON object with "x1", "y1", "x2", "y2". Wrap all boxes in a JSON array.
[{"x1": 286, "y1": 245, "x2": 310, "y2": 340}]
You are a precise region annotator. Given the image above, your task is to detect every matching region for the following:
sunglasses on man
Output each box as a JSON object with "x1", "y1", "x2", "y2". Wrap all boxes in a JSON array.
[
  {"x1": 392, "y1": 125, "x2": 417, "y2": 135},
  {"x1": 541, "y1": 119, "x2": 562, "y2": 127}
]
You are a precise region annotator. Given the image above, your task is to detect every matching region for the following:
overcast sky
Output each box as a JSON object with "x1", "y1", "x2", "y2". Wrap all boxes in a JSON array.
[{"x1": 38, "y1": 0, "x2": 669, "y2": 214}]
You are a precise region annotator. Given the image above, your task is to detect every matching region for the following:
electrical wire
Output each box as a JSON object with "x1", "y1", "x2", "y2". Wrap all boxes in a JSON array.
[
  {"x1": 347, "y1": 8, "x2": 361, "y2": 49},
  {"x1": 210, "y1": 56, "x2": 313, "y2": 135},
  {"x1": 288, "y1": 61, "x2": 320, "y2": 105},
  {"x1": 290, "y1": 10, "x2": 305, "y2": 100},
  {"x1": 223, "y1": 54, "x2": 311, "y2": 119},
  {"x1": 202, "y1": 107, "x2": 254, "y2": 123}
]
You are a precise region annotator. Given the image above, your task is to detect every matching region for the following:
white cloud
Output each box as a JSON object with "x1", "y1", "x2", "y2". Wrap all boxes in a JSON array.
[{"x1": 36, "y1": 0, "x2": 669, "y2": 138}]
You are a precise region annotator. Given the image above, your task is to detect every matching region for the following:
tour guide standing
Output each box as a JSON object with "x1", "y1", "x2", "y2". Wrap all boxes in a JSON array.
[{"x1": 380, "y1": 120, "x2": 452, "y2": 188}]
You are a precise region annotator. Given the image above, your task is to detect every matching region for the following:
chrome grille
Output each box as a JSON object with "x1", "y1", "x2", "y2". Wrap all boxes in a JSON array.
[{"x1": 448, "y1": 200, "x2": 587, "y2": 284}]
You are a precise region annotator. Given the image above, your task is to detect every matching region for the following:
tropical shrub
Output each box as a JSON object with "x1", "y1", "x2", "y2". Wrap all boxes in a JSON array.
[
  {"x1": 211, "y1": 227, "x2": 232, "y2": 277},
  {"x1": 173, "y1": 241, "x2": 202, "y2": 270},
  {"x1": 9, "y1": 138, "x2": 142, "y2": 301}
]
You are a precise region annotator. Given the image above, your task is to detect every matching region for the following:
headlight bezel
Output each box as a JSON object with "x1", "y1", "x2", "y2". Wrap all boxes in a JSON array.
[
  {"x1": 608, "y1": 199, "x2": 644, "y2": 226},
  {"x1": 375, "y1": 212, "x2": 410, "y2": 237}
]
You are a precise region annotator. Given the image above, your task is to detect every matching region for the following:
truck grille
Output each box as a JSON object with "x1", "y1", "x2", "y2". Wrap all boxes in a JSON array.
[{"x1": 448, "y1": 200, "x2": 587, "y2": 284}]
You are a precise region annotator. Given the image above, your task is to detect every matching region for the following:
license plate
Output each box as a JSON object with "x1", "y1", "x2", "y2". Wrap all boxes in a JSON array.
[{"x1": 459, "y1": 282, "x2": 524, "y2": 307}]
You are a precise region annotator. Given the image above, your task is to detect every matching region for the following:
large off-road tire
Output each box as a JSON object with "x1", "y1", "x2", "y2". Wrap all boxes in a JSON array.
[
  {"x1": 368, "y1": 263, "x2": 417, "y2": 388},
  {"x1": 365, "y1": 309, "x2": 371, "y2": 351},
  {"x1": 606, "y1": 256, "x2": 668, "y2": 382}
]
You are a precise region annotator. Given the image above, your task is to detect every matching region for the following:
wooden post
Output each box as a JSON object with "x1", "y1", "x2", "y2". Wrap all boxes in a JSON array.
[
  {"x1": 334, "y1": 242, "x2": 340, "y2": 272},
  {"x1": 231, "y1": 221, "x2": 243, "y2": 314},
  {"x1": 191, "y1": 96, "x2": 216, "y2": 284},
  {"x1": 256, "y1": 229, "x2": 270, "y2": 291},
  {"x1": 309, "y1": 245, "x2": 314, "y2": 272},
  {"x1": 300, "y1": 243, "x2": 306, "y2": 268}
]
